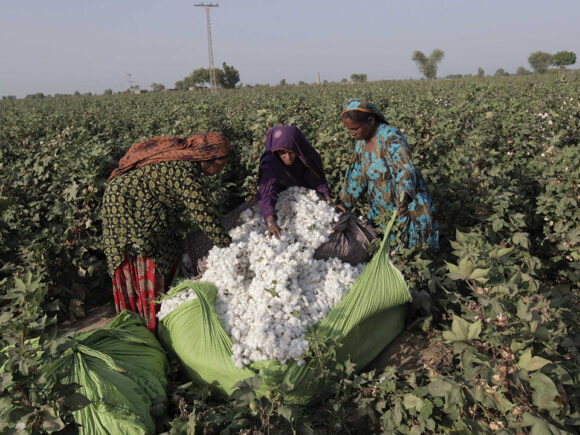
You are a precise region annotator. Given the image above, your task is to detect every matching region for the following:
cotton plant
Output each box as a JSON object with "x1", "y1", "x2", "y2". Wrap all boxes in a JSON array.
[{"x1": 159, "y1": 187, "x2": 366, "y2": 368}]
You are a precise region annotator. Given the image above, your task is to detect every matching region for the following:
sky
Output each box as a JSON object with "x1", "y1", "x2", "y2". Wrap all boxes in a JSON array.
[{"x1": 1, "y1": 0, "x2": 579, "y2": 98}]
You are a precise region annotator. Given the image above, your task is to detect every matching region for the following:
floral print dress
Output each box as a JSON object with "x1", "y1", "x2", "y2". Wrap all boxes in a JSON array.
[
  {"x1": 339, "y1": 124, "x2": 439, "y2": 249},
  {"x1": 102, "y1": 159, "x2": 231, "y2": 277}
]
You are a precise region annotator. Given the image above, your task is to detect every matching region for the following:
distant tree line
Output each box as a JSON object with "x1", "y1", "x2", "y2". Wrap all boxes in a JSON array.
[
  {"x1": 414, "y1": 48, "x2": 577, "y2": 80},
  {"x1": 528, "y1": 50, "x2": 576, "y2": 73},
  {"x1": 3, "y1": 50, "x2": 577, "y2": 99}
]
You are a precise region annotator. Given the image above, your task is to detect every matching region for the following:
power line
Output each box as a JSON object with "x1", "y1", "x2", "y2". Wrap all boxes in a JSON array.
[
  {"x1": 127, "y1": 73, "x2": 136, "y2": 91},
  {"x1": 194, "y1": 3, "x2": 219, "y2": 91}
]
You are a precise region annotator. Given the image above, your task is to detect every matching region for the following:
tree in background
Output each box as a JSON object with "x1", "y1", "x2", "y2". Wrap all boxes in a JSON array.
[
  {"x1": 494, "y1": 68, "x2": 509, "y2": 77},
  {"x1": 551, "y1": 51, "x2": 576, "y2": 70},
  {"x1": 350, "y1": 73, "x2": 367, "y2": 83},
  {"x1": 192, "y1": 69, "x2": 213, "y2": 86},
  {"x1": 477, "y1": 67, "x2": 485, "y2": 77},
  {"x1": 516, "y1": 66, "x2": 531, "y2": 76},
  {"x1": 175, "y1": 63, "x2": 240, "y2": 90},
  {"x1": 150, "y1": 83, "x2": 165, "y2": 92},
  {"x1": 278, "y1": 79, "x2": 287, "y2": 86},
  {"x1": 528, "y1": 51, "x2": 552, "y2": 73},
  {"x1": 103, "y1": 89, "x2": 113, "y2": 95},
  {"x1": 412, "y1": 49, "x2": 445, "y2": 79},
  {"x1": 220, "y1": 62, "x2": 240, "y2": 89},
  {"x1": 175, "y1": 68, "x2": 214, "y2": 90}
]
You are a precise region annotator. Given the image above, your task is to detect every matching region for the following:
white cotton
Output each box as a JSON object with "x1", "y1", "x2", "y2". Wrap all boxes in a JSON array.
[
  {"x1": 157, "y1": 288, "x2": 198, "y2": 321},
  {"x1": 159, "y1": 187, "x2": 366, "y2": 367}
]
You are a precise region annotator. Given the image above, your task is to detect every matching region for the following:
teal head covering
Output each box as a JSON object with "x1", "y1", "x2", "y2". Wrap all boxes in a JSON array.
[{"x1": 341, "y1": 98, "x2": 389, "y2": 124}]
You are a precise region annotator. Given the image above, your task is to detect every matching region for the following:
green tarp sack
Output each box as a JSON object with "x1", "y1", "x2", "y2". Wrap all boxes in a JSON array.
[
  {"x1": 159, "y1": 212, "x2": 410, "y2": 406},
  {"x1": 44, "y1": 310, "x2": 168, "y2": 435}
]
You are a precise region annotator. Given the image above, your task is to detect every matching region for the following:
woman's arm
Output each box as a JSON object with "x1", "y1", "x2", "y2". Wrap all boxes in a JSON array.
[
  {"x1": 170, "y1": 165, "x2": 231, "y2": 247},
  {"x1": 256, "y1": 162, "x2": 280, "y2": 224}
]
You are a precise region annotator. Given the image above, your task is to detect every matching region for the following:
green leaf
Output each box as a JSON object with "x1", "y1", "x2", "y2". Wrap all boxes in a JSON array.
[
  {"x1": 278, "y1": 405, "x2": 295, "y2": 423},
  {"x1": 61, "y1": 392, "x2": 92, "y2": 411},
  {"x1": 344, "y1": 359, "x2": 356, "y2": 376},
  {"x1": 517, "y1": 299, "x2": 532, "y2": 321},
  {"x1": 491, "y1": 219, "x2": 504, "y2": 232},
  {"x1": 496, "y1": 247, "x2": 515, "y2": 257},
  {"x1": 41, "y1": 407, "x2": 66, "y2": 432},
  {"x1": 458, "y1": 257, "x2": 474, "y2": 278},
  {"x1": 495, "y1": 391, "x2": 515, "y2": 413},
  {"x1": 518, "y1": 349, "x2": 551, "y2": 372},
  {"x1": 522, "y1": 412, "x2": 568, "y2": 435},
  {"x1": 468, "y1": 268, "x2": 490, "y2": 283},
  {"x1": 467, "y1": 320, "x2": 482, "y2": 340},
  {"x1": 446, "y1": 258, "x2": 475, "y2": 280},
  {"x1": 169, "y1": 417, "x2": 191, "y2": 435},
  {"x1": 512, "y1": 232, "x2": 530, "y2": 249},
  {"x1": 0, "y1": 311, "x2": 14, "y2": 325},
  {"x1": 230, "y1": 382, "x2": 257, "y2": 406},
  {"x1": 244, "y1": 375, "x2": 262, "y2": 391},
  {"x1": 529, "y1": 372, "x2": 561, "y2": 411},
  {"x1": 510, "y1": 341, "x2": 527, "y2": 353},
  {"x1": 452, "y1": 316, "x2": 470, "y2": 339},
  {"x1": 403, "y1": 394, "x2": 423, "y2": 411},
  {"x1": 427, "y1": 378, "x2": 455, "y2": 396},
  {"x1": 443, "y1": 315, "x2": 479, "y2": 342}
]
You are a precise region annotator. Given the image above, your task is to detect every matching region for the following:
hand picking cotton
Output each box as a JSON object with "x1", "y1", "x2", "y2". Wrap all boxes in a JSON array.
[{"x1": 160, "y1": 187, "x2": 366, "y2": 368}]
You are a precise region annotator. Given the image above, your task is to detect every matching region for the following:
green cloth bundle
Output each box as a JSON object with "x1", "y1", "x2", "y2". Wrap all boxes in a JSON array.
[{"x1": 45, "y1": 311, "x2": 168, "y2": 435}]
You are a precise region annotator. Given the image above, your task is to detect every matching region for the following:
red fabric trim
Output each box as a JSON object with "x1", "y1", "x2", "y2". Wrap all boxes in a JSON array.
[{"x1": 112, "y1": 253, "x2": 175, "y2": 331}]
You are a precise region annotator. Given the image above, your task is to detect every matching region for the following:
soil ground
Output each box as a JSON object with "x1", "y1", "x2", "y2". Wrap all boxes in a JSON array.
[
  {"x1": 58, "y1": 304, "x2": 452, "y2": 373},
  {"x1": 364, "y1": 329, "x2": 453, "y2": 374},
  {"x1": 59, "y1": 302, "x2": 117, "y2": 334}
]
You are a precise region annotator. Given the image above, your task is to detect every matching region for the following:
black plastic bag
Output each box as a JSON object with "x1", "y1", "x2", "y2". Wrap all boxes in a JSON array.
[{"x1": 313, "y1": 212, "x2": 377, "y2": 265}]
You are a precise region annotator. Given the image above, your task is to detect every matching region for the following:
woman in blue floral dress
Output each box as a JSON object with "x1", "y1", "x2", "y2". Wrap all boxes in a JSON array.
[{"x1": 337, "y1": 99, "x2": 439, "y2": 249}]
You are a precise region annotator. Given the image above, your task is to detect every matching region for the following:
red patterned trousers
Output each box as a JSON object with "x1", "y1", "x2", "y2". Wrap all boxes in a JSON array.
[{"x1": 112, "y1": 253, "x2": 175, "y2": 331}]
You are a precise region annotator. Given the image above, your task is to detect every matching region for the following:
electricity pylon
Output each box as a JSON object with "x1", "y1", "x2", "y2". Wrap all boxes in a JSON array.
[{"x1": 194, "y1": 3, "x2": 219, "y2": 91}]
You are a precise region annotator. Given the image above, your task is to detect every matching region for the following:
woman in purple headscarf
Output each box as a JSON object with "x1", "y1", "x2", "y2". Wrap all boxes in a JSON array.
[{"x1": 257, "y1": 126, "x2": 332, "y2": 238}]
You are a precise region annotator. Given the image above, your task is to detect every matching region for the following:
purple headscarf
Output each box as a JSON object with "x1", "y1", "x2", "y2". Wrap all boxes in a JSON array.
[{"x1": 257, "y1": 126, "x2": 331, "y2": 222}]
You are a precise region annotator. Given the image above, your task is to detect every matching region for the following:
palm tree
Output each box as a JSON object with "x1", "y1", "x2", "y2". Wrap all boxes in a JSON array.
[{"x1": 412, "y1": 49, "x2": 445, "y2": 79}]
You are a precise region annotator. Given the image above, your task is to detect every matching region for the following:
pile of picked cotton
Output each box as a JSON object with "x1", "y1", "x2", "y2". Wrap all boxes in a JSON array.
[{"x1": 159, "y1": 187, "x2": 366, "y2": 368}]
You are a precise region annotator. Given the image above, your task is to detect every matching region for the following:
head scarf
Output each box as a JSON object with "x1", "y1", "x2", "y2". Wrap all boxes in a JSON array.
[
  {"x1": 260, "y1": 126, "x2": 325, "y2": 182},
  {"x1": 107, "y1": 132, "x2": 231, "y2": 182},
  {"x1": 341, "y1": 98, "x2": 389, "y2": 124}
]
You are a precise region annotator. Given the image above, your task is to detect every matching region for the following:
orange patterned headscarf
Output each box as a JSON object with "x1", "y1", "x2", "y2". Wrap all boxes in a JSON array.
[{"x1": 107, "y1": 132, "x2": 231, "y2": 182}]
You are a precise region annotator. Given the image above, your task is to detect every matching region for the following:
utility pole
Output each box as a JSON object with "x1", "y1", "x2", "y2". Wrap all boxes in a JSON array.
[
  {"x1": 127, "y1": 73, "x2": 135, "y2": 92},
  {"x1": 194, "y1": 3, "x2": 219, "y2": 91}
]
